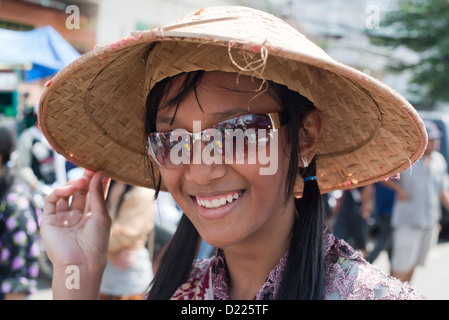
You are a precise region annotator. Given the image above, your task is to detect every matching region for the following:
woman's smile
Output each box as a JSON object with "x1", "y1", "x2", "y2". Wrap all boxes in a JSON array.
[{"x1": 191, "y1": 190, "x2": 246, "y2": 220}]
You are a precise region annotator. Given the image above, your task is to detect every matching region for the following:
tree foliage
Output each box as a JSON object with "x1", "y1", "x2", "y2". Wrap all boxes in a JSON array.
[{"x1": 368, "y1": 0, "x2": 449, "y2": 108}]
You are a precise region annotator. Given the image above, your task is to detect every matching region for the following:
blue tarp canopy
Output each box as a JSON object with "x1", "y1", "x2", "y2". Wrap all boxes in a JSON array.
[{"x1": 0, "y1": 26, "x2": 80, "y2": 82}]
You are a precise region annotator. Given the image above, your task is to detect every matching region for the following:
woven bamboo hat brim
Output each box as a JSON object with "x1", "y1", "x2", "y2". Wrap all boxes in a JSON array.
[{"x1": 38, "y1": 6, "x2": 427, "y2": 195}]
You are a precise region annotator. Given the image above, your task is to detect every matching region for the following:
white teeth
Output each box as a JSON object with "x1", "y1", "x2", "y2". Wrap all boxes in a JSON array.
[{"x1": 196, "y1": 192, "x2": 242, "y2": 209}]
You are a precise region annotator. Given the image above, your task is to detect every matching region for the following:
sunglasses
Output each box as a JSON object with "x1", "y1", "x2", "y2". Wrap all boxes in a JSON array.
[{"x1": 146, "y1": 112, "x2": 288, "y2": 168}]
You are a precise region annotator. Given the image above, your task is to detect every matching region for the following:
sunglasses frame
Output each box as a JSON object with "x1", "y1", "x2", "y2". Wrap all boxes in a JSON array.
[{"x1": 146, "y1": 112, "x2": 288, "y2": 168}]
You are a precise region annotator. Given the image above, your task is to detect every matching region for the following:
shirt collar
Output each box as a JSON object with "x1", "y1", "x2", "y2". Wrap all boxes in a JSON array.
[{"x1": 210, "y1": 248, "x2": 288, "y2": 300}]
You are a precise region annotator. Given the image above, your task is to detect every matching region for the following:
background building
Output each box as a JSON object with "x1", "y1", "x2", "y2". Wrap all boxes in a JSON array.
[
  {"x1": 274, "y1": 0, "x2": 421, "y2": 106},
  {"x1": 1, "y1": 0, "x2": 446, "y2": 124},
  {"x1": 94, "y1": 0, "x2": 282, "y2": 44},
  {"x1": 0, "y1": 0, "x2": 98, "y2": 52},
  {"x1": 0, "y1": 0, "x2": 98, "y2": 120}
]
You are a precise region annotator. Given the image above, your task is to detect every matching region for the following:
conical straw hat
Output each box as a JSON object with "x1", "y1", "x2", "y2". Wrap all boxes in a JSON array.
[{"x1": 38, "y1": 6, "x2": 427, "y2": 195}]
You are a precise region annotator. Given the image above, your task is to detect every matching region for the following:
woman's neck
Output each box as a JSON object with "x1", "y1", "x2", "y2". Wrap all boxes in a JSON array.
[{"x1": 223, "y1": 199, "x2": 295, "y2": 300}]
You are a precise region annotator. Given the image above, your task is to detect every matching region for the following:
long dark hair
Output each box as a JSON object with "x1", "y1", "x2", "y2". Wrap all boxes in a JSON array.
[{"x1": 145, "y1": 71, "x2": 325, "y2": 300}]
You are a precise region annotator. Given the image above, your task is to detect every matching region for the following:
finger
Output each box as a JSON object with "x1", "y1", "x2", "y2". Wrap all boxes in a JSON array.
[
  {"x1": 88, "y1": 171, "x2": 110, "y2": 220},
  {"x1": 56, "y1": 195, "x2": 70, "y2": 213},
  {"x1": 69, "y1": 176, "x2": 90, "y2": 212},
  {"x1": 102, "y1": 176, "x2": 111, "y2": 199},
  {"x1": 63, "y1": 171, "x2": 91, "y2": 193},
  {"x1": 82, "y1": 168, "x2": 96, "y2": 181},
  {"x1": 66, "y1": 168, "x2": 98, "y2": 212},
  {"x1": 43, "y1": 185, "x2": 76, "y2": 215},
  {"x1": 90, "y1": 176, "x2": 111, "y2": 212}
]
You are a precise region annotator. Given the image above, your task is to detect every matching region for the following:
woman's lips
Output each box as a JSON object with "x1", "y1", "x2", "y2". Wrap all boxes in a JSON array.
[{"x1": 191, "y1": 190, "x2": 245, "y2": 220}]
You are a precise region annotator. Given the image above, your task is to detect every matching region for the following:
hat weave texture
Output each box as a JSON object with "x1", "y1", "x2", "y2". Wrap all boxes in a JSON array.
[{"x1": 38, "y1": 6, "x2": 427, "y2": 195}]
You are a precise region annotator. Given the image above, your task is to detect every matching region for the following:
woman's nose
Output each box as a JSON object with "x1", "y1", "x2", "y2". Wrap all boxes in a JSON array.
[{"x1": 184, "y1": 141, "x2": 227, "y2": 185}]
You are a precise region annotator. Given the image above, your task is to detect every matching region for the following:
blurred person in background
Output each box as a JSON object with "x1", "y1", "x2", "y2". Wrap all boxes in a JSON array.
[
  {"x1": 332, "y1": 185, "x2": 374, "y2": 258},
  {"x1": 365, "y1": 182, "x2": 396, "y2": 266},
  {"x1": 384, "y1": 120, "x2": 449, "y2": 283},
  {"x1": 0, "y1": 121, "x2": 40, "y2": 299},
  {"x1": 15, "y1": 104, "x2": 69, "y2": 191},
  {"x1": 99, "y1": 180, "x2": 155, "y2": 300}
]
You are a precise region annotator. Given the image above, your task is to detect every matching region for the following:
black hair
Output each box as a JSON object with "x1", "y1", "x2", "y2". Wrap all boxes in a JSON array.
[{"x1": 145, "y1": 71, "x2": 325, "y2": 300}]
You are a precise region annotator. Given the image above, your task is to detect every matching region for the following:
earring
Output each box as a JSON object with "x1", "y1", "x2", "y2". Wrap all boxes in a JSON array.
[{"x1": 301, "y1": 156, "x2": 309, "y2": 168}]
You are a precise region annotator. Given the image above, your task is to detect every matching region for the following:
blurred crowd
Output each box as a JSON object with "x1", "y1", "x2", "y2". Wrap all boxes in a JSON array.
[
  {"x1": 0, "y1": 96, "x2": 81, "y2": 299},
  {"x1": 328, "y1": 119, "x2": 449, "y2": 284},
  {"x1": 0, "y1": 105, "x2": 44, "y2": 299}
]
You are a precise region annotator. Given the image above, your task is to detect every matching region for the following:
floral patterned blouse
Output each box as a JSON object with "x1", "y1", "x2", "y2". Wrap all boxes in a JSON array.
[
  {"x1": 0, "y1": 175, "x2": 40, "y2": 299},
  {"x1": 170, "y1": 229, "x2": 425, "y2": 300}
]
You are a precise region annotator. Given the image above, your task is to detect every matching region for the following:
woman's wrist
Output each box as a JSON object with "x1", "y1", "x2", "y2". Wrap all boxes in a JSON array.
[{"x1": 51, "y1": 263, "x2": 106, "y2": 300}]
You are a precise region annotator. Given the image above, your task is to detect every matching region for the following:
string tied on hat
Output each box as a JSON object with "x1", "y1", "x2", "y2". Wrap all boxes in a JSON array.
[{"x1": 228, "y1": 39, "x2": 268, "y2": 84}]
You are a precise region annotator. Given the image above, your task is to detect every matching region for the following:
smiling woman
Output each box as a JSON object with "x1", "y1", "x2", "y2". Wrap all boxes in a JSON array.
[
  {"x1": 38, "y1": 6, "x2": 427, "y2": 300},
  {"x1": 145, "y1": 70, "x2": 321, "y2": 300}
]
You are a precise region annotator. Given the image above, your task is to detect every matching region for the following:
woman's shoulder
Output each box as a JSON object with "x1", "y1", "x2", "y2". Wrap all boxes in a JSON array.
[{"x1": 324, "y1": 229, "x2": 426, "y2": 300}]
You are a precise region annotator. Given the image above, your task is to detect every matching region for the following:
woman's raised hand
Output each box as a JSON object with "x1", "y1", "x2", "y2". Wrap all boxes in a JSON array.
[{"x1": 40, "y1": 170, "x2": 111, "y2": 299}]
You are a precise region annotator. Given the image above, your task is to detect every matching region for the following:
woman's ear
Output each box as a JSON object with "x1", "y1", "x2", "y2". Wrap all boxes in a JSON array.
[{"x1": 299, "y1": 109, "x2": 322, "y2": 167}]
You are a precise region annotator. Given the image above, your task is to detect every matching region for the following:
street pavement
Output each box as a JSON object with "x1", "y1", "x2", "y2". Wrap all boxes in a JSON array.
[
  {"x1": 372, "y1": 240, "x2": 449, "y2": 300},
  {"x1": 28, "y1": 241, "x2": 449, "y2": 300}
]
